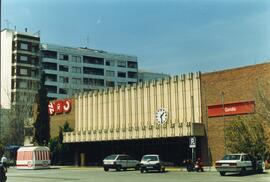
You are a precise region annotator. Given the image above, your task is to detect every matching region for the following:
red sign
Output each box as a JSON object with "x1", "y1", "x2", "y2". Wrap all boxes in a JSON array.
[
  {"x1": 48, "y1": 99, "x2": 71, "y2": 115},
  {"x1": 208, "y1": 101, "x2": 255, "y2": 117}
]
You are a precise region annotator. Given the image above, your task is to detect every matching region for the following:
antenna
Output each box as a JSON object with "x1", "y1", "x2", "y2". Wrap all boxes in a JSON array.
[
  {"x1": 86, "y1": 35, "x2": 90, "y2": 48},
  {"x1": 34, "y1": 30, "x2": 41, "y2": 37}
]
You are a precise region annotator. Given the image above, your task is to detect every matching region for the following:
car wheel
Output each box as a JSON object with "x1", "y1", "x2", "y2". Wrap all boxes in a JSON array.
[
  {"x1": 135, "y1": 165, "x2": 140, "y2": 170},
  {"x1": 104, "y1": 167, "x2": 109, "y2": 172},
  {"x1": 258, "y1": 168, "x2": 263, "y2": 174},
  {"x1": 219, "y1": 172, "x2": 225, "y2": 176},
  {"x1": 140, "y1": 169, "x2": 144, "y2": 173},
  {"x1": 116, "y1": 165, "x2": 122, "y2": 171},
  {"x1": 240, "y1": 168, "x2": 246, "y2": 176},
  {"x1": 162, "y1": 167, "x2": 165, "y2": 173}
]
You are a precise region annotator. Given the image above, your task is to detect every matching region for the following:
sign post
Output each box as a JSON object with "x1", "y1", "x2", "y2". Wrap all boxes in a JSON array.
[{"x1": 189, "y1": 137, "x2": 196, "y2": 163}]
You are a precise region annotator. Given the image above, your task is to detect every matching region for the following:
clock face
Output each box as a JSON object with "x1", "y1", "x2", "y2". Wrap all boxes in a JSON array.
[{"x1": 155, "y1": 108, "x2": 168, "y2": 125}]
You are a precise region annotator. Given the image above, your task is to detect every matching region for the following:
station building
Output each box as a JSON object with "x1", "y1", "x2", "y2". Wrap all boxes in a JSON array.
[{"x1": 49, "y1": 62, "x2": 270, "y2": 166}]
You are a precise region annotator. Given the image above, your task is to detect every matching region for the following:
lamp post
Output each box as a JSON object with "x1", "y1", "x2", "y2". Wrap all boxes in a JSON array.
[{"x1": 221, "y1": 91, "x2": 226, "y2": 154}]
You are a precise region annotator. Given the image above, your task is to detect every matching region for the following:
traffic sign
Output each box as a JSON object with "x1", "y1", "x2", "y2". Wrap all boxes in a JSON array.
[{"x1": 189, "y1": 137, "x2": 196, "y2": 148}]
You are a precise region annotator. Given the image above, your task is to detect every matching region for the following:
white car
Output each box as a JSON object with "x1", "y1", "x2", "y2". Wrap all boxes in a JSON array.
[
  {"x1": 103, "y1": 154, "x2": 140, "y2": 171},
  {"x1": 215, "y1": 153, "x2": 264, "y2": 176},
  {"x1": 140, "y1": 154, "x2": 165, "y2": 173}
]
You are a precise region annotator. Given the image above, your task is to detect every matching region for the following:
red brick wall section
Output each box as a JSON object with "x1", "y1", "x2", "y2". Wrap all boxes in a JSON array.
[{"x1": 201, "y1": 62, "x2": 270, "y2": 164}]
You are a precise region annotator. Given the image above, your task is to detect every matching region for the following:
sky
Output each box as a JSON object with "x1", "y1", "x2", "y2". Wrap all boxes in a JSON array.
[{"x1": 2, "y1": 0, "x2": 270, "y2": 75}]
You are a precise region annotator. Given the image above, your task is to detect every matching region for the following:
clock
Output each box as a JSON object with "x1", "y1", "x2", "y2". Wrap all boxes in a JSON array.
[{"x1": 155, "y1": 108, "x2": 168, "y2": 125}]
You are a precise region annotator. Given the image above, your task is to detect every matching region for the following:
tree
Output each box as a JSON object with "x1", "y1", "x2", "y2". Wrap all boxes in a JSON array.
[
  {"x1": 225, "y1": 82, "x2": 270, "y2": 159},
  {"x1": 1, "y1": 93, "x2": 35, "y2": 146},
  {"x1": 33, "y1": 72, "x2": 50, "y2": 146},
  {"x1": 225, "y1": 116, "x2": 269, "y2": 158},
  {"x1": 49, "y1": 122, "x2": 74, "y2": 165}
]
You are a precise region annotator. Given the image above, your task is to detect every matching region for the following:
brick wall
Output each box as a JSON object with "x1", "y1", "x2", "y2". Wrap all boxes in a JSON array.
[
  {"x1": 49, "y1": 98, "x2": 75, "y2": 138},
  {"x1": 201, "y1": 62, "x2": 270, "y2": 164}
]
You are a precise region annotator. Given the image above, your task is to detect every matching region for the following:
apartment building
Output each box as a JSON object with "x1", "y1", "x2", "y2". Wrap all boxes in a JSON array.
[
  {"x1": 138, "y1": 70, "x2": 170, "y2": 82},
  {"x1": 1, "y1": 29, "x2": 40, "y2": 109},
  {"x1": 41, "y1": 43, "x2": 138, "y2": 100}
]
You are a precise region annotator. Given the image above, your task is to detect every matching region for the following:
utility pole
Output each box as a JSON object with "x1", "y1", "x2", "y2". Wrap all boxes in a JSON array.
[{"x1": 221, "y1": 91, "x2": 226, "y2": 154}]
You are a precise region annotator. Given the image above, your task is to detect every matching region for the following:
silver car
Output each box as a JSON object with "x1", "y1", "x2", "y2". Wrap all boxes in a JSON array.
[{"x1": 103, "y1": 154, "x2": 140, "y2": 171}]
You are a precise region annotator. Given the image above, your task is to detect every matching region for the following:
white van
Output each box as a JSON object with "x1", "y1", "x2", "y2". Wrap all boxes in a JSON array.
[{"x1": 16, "y1": 146, "x2": 51, "y2": 169}]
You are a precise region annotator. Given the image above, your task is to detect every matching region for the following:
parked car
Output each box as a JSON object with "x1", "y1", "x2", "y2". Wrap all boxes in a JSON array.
[
  {"x1": 215, "y1": 153, "x2": 264, "y2": 176},
  {"x1": 103, "y1": 154, "x2": 140, "y2": 171},
  {"x1": 140, "y1": 154, "x2": 165, "y2": 173}
]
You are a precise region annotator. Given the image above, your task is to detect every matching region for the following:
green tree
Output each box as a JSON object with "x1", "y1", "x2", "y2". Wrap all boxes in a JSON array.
[
  {"x1": 49, "y1": 122, "x2": 74, "y2": 165},
  {"x1": 225, "y1": 116, "x2": 269, "y2": 158},
  {"x1": 225, "y1": 82, "x2": 270, "y2": 159},
  {"x1": 33, "y1": 72, "x2": 50, "y2": 146}
]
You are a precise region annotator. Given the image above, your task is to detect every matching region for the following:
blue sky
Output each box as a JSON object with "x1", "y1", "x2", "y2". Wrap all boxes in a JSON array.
[{"x1": 2, "y1": 0, "x2": 270, "y2": 75}]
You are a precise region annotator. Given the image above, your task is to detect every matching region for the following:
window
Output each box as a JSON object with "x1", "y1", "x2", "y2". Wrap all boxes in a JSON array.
[
  {"x1": 59, "y1": 88, "x2": 68, "y2": 94},
  {"x1": 106, "y1": 60, "x2": 115, "y2": 66},
  {"x1": 47, "y1": 85, "x2": 57, "y2": 93},
  {"x1": 83, "y1": 78, "x2": 104, "y2": 86},
  {"x1": 127, "y1": 61, "x2": 137, "y2": 68},
  {"x1": 59, "y1": 76, "x2": 69, "y2": 83},
  {"x1": 18, "y1": 80, "x2": 27, "y2": 89},
  {"x1": 83, "y1": 67, "x2": 104, "y2": 75},
  {"x1": 117, "y1": 60, "x2": 126, "y2": 67},
  {"x1": 117, "y1": 82, "x2": 126, "y2": 86},
  {"x1": 20, "y1": 55, "x2": 28, "y2": 62},
  {"x1": 59, "y1": 65, "x2": 69, "y2": 72},
  {"x1": 43, "y1": 50, "x2": 57, "y2": 59},
  {"x1": 31, "y1": 70, "x2": 37, "y2": 77},
  {"x1": 106, "y1": 81, "x2": 115, "y2": 87},
  {"x1": 59, "y1": 54, "x2": 69, "y2": 60},
  {"x1": 117, "y1": 72, "x2": 126, "y2": 78},
  {"x1": 45, "y1": 74, "x2": 57, "y2": 82},
  {"x1": 72, "y1": 78, "x2": 81, "y2": 84},
  {"x1": 83, "y1": 56, "x2": 104, "y2": 65},
  {"x1": 19, "y1": 68, "x2": 28, "y2": 75},
  {"x1": 106, "y1": 70, "x2": 114, "y2": 77},
  {"x1": 128, "y1": 71, "x2": 137, "y2": 78},
  {"x1": 72, "y1": 56, "x2": 81, "y2": 63},
  {"x1": 128, "y1": 82, "x2": 136, "y2": 85},
  {"x1": 20, "y1": 43, "x2": 28, "y2": 50},
  {"x1": 72, "y1": 67, "x2": 81, "y2": 73},
  {"x1": 43, "y1": 62, "x2": 57, "y2": 70}
]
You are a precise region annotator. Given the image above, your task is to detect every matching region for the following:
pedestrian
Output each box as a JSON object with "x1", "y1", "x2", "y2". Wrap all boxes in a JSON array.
[{"x1": 0, "y1": 155, "x2": 8, "y2": 170}]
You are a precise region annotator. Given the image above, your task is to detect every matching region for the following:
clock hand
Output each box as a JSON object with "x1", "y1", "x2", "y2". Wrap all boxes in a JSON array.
[{"x1": 160, "y1": 113, "x2": 164, "y2": 119}]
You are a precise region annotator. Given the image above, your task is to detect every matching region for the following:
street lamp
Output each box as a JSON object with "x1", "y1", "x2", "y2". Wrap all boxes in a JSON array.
[{"x1": 221, "y1": 91, "x2": 226, "y2": 153}]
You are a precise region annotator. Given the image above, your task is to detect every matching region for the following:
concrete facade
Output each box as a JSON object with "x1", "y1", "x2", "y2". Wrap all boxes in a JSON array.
[
  {"x1": 1, "y1": 29, "x2": 40, "y2": 109},
  {"x1": 63, "y1": 72, "x2": 204, "y2": 143},
  {"x1": 41, "y1": 43, "x2": 138, "y2": 100}
]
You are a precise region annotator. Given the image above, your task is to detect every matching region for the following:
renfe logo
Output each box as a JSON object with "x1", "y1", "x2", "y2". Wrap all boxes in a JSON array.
[{"x1": 48, "y1": 99, "x2": 71, "y2": 115}]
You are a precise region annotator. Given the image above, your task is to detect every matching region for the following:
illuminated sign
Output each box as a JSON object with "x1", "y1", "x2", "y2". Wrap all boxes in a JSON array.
[
  {"x1": 208, "y1": 101, "x2": 255, "y2": 117},
  {"x1": 48, "y1": 99, "x2": 71, "y2": 115}
]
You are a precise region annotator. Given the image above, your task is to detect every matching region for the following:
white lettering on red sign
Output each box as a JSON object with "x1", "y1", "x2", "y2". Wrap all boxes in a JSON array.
[
  {"x1": 63, "y1": 100, "x2": 71, "y2": 112},
  {"x1": 224, "y1": 107, "x2": 237, "y2": 112},
  {"x1": 48, "y1": 100, "x2": 71, "y2": 115},
  {"x1": 48, "y1": 102, "x2": 55, "y2": 115}
]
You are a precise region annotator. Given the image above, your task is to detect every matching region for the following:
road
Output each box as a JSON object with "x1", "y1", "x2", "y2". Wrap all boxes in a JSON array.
[{"x1": 5, "y1": 167, "x2": 270, "y2": 182}]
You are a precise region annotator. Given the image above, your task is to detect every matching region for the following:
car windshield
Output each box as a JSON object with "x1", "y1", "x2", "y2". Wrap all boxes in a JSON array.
[
  {"x1": 222, "y1": 154, "x2": 241, "y2": 160},
  {"x1": 142, "y1": 156, "x2": 158, "y2": 161},
  {"x1": 104, "y1": 155, "x2": 118, "y2": 160}
]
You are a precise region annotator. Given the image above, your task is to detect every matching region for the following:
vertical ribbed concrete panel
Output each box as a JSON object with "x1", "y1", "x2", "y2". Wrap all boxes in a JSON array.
[{"x1": 64, "y1": 72, "x2": 204, "y2": 143}]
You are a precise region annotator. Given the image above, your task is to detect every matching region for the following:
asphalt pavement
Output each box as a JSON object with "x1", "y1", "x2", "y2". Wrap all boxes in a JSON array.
[{"x1": 5, "y1": 167, "x2": 270, "y2": 182}]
